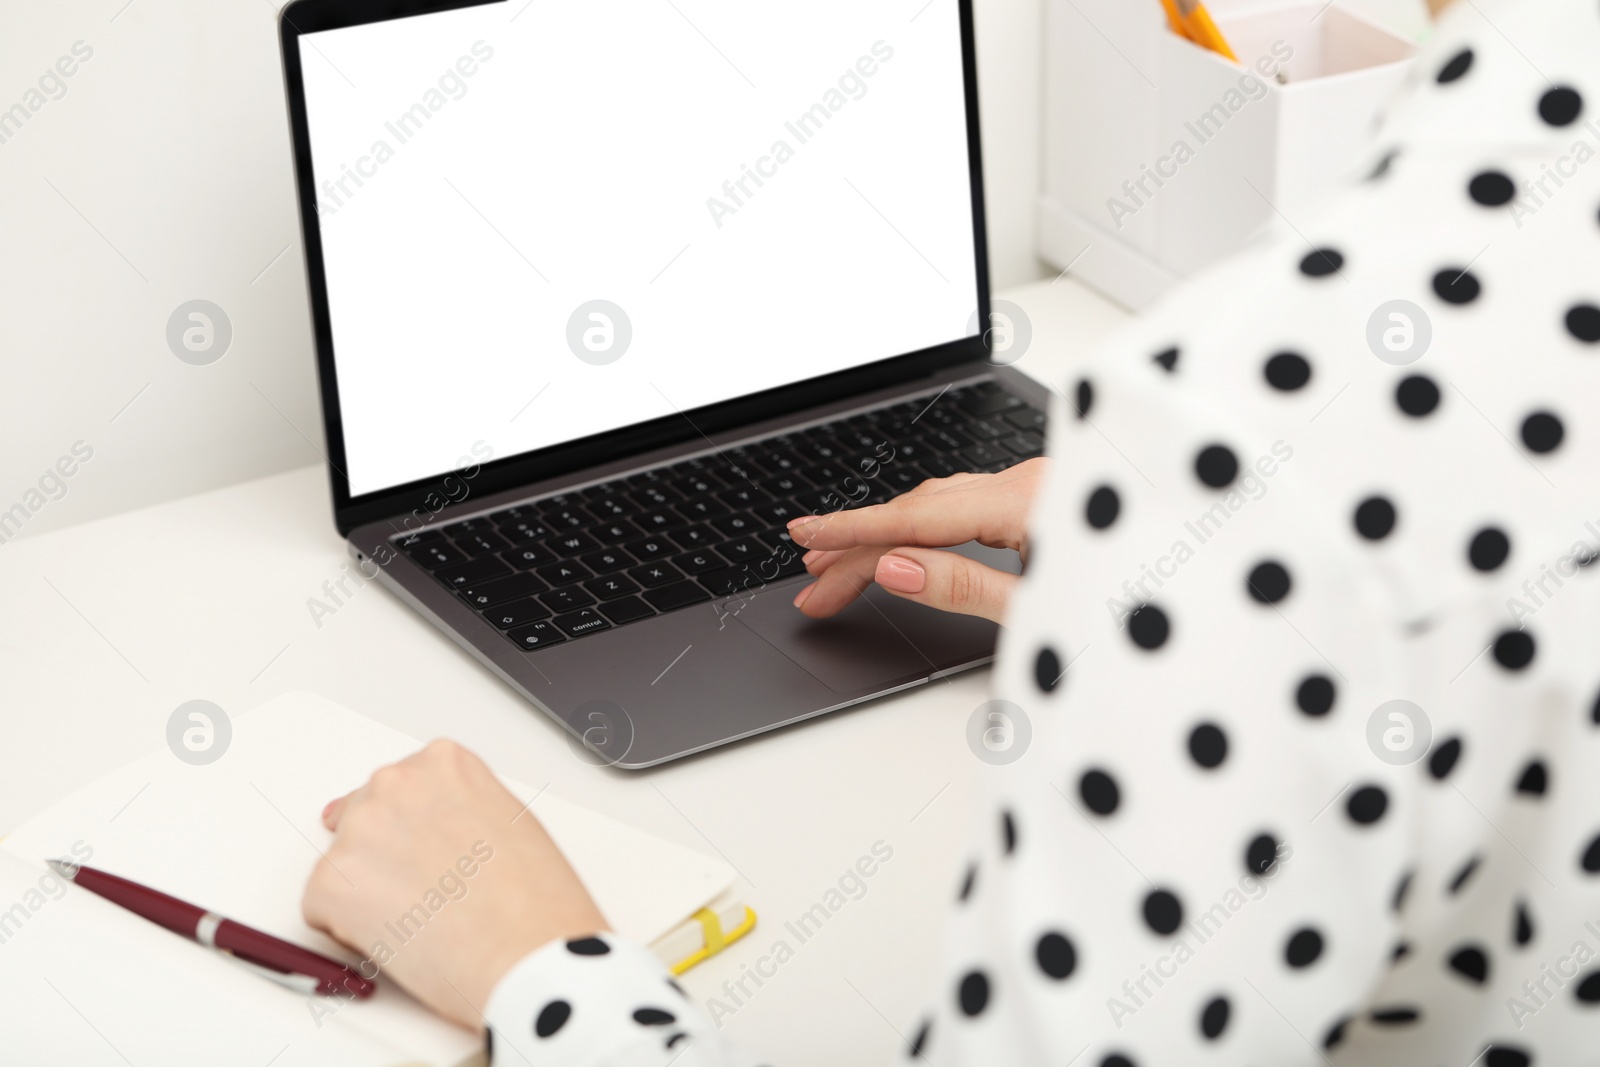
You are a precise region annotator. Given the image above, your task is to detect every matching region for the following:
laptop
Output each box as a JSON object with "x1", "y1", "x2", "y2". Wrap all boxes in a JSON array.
[{"x1": 278, "y1": 0, "x2": 1047, "y2": 767}]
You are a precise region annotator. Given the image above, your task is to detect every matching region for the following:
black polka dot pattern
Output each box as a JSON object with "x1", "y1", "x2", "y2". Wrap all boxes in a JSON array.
[
  {"x1": 1296, "y1": 675, "x2": 1336, "y2": 717},
  {"x1": 1034, "y1": 647, "x2": 1062, "y2": 693},
  {"x1": 1080, "y1": 769, "x2": 1120, "y2": 815},
  {"x1": 1246, "y1": 833, "x2": 1280, "y2": 875},
  {"x1": 1432, "y1": 268, "x2": 1481, "y2": 305},
  {"x1": 1143, "y1": 889, "x2": 1184, "y2": 934},
  {"x1": 1085, "y1": 486, "x2": 1120, "y2": 529},
  {"x1": 1436, "y1": 48, "x2": 1473, "y2": 83},
  {"x1": 1347, "y1": 785, "x2": 1389, "y2": 825},
  {"x1": 1493, "y1": 630, "x2": 1536, "y2": 670},
  {"x1": 1354, "y1": 497, "x2": 1397, "y2": 540},
  {"x1": 1199, "y1": 996, "x2": 1230, "y2": 1039},
  {"x1": 1538, "y1": 86, "x2": 1583, "y2": 126},
  {"x1": 1568, "y1": 304, "x2": 1600, "y2": 343},
  {"x1": 1396, "y1": 374, "x2": 1441, "y2": 416},
  {"x1": 1468, "y1": 170, "x2": 1515, "y2": 206},
  {"x1": 1127, "y1": 604, "x2": 1170, "y2": 650},
  {"x1": 1299, "y1": 248, "x2": 1344, "y2": 277},
  {"x1": 1521, "y1": 411, "x2": 1564, "y2": 453},
  {"x1": 1468, "y1": 528, "x2": 1510, "y2": 571},
  {"x1": 1286, "y1": 928, "x2": 1325, "y2": 968},
  {"x1": 536, "y1": 1000, "x2": 571, "y2": 1038},
  {"x1": 1264, "y1": 352, "x2": 1312, "y2": 390},
  {"x1": 1246, "y1": 561, "x2": 1292, "y2": 603},
  {"x1": 1449, "y1": 945, "x2": 1490, "y2": 984},
  {"x1": 957, "y1": 971, "x2": 990, "y2": 1016},
  {"x1": 1035, "y1": 932, "x2": 1077, "y2": 979},
  {"x1": 1194, "y1": 445, "x2": 1239, "y2": 488}
]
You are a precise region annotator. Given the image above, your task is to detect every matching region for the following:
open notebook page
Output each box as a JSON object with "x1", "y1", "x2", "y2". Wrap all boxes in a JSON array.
[{"x1": 0, "y1": 692, "x2": 737, "y2": 1067}]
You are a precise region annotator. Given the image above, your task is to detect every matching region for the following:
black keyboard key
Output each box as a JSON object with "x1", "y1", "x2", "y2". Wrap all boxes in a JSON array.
[
  {"x1": 711, "y1": 512, "x2": 760, "y2": 538},
  {"x1": 580, "y1": 547, "x2": 634, "y2": 574},
  {"x1": 884, "y1": 467, "x2": 928, "y2": 494},
  {"x1": 922, "y1": 454, "x2": 963, "y2": 477},
  {"x1": 553, "y1": 609, "x2": 612, "y2": 638},
  {"x1": 454, "y1": 530, "x2": 511, "y2": 557},
  {"x1": 585, "y1": 497, "x2": 630, "y2": 521},
  {"x1": 1002, "y1": 432, "x2": 1044, "y2": 458},
  {"x1": 760, "y1": 450, "x2": 802, "y2": 474},
  {"x1": 754, "y1": 500, "x2": 804, "y2": 524},
  {"x1": 718, "y1": 485, "x2": 773, "y2": 510},
  {"x1": 489, "y1": 505, "x2": 541, "y2": 525},
  {"x1": 581, "y1": 480, "x2": 624, "y2": 500},
  {"x1": 932, "y1": 428, "x2": 974, "y2": 452},
  {"x1": 536, "y1": 560, "x2": 593, "y2": 586},
  {"x1": 630, "y1": 561, "x2": 685, "y2": 588},
  {"x1": 407, "y1": 541, "x2": 468, "y2": 570},
  {"x1": 961, "y1": 443, "x2": 1009, "y2": 468},
  {"x1": 638, "y1": 509, "x2": 688, "y2": 532},
  {"x1": 539, "y1": 492, "x2": 585, "y2": 511},
  {"x1": 484, "y1": 597, "x2": 552, "y2": 630},
  {"x1": 803, "y1": 463, "x2": 846, "y2": 486},
  {"x1": 643, "y1": 581, "x2": 711, "y2": 612},
  {"x1": 674, "y1": 550, "x2": 727, "y2": 576},
  {"x1": 591, "y1": 519, "x2": 642, "y2": 545},
  {"x1": 436, "y1": 556, "x2": 512, "y2": 589},
  {"x1": 717, "y1": 536, "x2": 774, "y2": 564},
  {"x1": 675, "y1": 497, "x2": 729, "y2": 522},
  {"x1": 600, "y1": 596, "x2": 655, "y2": 625},
  {"x1": 549, "y1": 530, "x2": 599, "y2": 556},
  {"x1": 501, "y1": 544, "x2": 555, "y2": 570},
  {"x1": 498, "y1": 520, "x2": 553, "y2": 545},
  {"x1": 543, "y1": 508, "x2": 588, "y2": 531},
  {"x1": 1004, "y1": 408, "x2": 1047, "y2": 433},
  {"x1": 671, "y1": 473, "x2": 721, "y2": 497},
  {"x1": 505, "y1": 620, "x2": 566, "y2": 651},
  {"x1": 965, "y1": 417, "x2": 1007, "y2": 441},
  {"x1": 459, "y1": 572, "x2": 547, "y2": 609},
  {"x1": 585, "y1": 573, "x2": 641, "y2": 600},
  {"x1": 674, "y1": 525, "x2": 723, "y2": 549},
  {"x1": 541, "y1": 587, "x2": 597, "y2": 613},
  {"x1": 764, "y1": 472, "x2": 810, "y2": 496},
  {"x1": 624, "y1": 535, "x2": 678, "y2": 561},
  {"x1": 632, "y1": 485, "x2": 679, "y2": 508}
]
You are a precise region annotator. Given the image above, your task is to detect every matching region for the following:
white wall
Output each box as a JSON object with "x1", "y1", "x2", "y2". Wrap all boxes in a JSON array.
[{"x1": 0, "y1": 0, "x2": 1046, "y2": 543}]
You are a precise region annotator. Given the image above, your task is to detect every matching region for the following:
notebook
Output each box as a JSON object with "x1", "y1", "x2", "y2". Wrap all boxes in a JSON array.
[{"x1": 0, "y1": 693, "x2": 754, "y2": 1067}]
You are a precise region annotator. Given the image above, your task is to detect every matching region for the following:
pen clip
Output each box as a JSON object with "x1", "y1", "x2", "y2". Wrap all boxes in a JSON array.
[{"x1": 219, "y1": 950, "x2": 323, "y2": 996}]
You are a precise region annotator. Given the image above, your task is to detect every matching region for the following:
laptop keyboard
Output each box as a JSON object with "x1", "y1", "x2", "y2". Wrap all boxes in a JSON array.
[{"x1": 391, "y1": 380, "x2": 1045, "y2": 652}]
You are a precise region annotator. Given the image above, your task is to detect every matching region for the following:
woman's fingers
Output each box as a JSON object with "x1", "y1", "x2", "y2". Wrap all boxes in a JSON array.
[
  {"x1": 787, "y1": 461, "x2": 1043, "y2": 553},
  {"x1": 321, "y1": 788, "x2": 359, "y2": 831},
  {"x1": 795, "y1": 546, "x2": 890, "y2": 617},
  {"x1": 871, "y1": 547, "x2": 1019, "y2": 623}
]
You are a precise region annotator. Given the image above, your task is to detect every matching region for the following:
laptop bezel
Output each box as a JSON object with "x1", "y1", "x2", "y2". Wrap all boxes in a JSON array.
[{"x1": 279, "y1": 0, "x2": 991, "y2": 536}]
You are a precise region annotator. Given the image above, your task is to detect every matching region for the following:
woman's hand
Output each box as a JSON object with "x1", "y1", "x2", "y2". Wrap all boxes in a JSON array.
[
  {"x1": 786, "y1": 457, "x2": 1048, "y2": 624},
  {"x1": 302, "y1": 740, "x2": 606, "y2": 1030}
]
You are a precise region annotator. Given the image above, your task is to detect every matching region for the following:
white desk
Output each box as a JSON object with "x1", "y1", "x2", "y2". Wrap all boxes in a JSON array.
[{"x1": 0, "y1": 278, "x2": 1129, "y2": 1064}]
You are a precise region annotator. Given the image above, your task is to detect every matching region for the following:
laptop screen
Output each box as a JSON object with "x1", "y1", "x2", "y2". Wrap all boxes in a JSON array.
[{"x1": 298, "y1": 1, "x2": 981, "y2": 498}]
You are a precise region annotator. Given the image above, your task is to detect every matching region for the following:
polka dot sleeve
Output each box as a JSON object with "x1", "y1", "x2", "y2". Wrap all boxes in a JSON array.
[{"x1": 484, "y1": 933, "x2": 764, "y2": 1067}]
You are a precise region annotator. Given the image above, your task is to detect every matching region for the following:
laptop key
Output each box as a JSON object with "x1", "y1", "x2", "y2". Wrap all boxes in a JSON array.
[
  {"x1": 553, "y1": 609, "x2": 612, "y2": 638},
  {"x1": 711, "y1": 512, "x2": 760, "y2": 537},
  {"x1": 961, "y1": 443, "x2": 1008, "y2": 468},
  {"x1": 674, "y1": 550, "x2": 727, "y2": 576},
  {"x1": 541, "y1": 587, "x2": 597, "y2": 613},
  {"x1": 629, "y1": 561, "x2": 685, "y2": 588},
  {"x1": 638, "y1": 509, "x2": 688, "y2": 532},
  {"x1": 459, "y1": 572, "x2": 546, "y2": 609},
  {"x1": 549, "y1": 530, "x2": 599, "y2": 556},
  {"x1": 958, "y1": 390, "x2": 1025, "y2": 417},
  {"x1": 1004, "y1": 408, "x2": 1047, "y2": 433},
  {"x1": 671, "y1": 474, "x2": 721, "y2": 497},
  {"x1": 501, "y1": 544, "x2": 555, "y2": 570},
  {"x1": 591, "y1": 519, "x2": 642, "y2": 545},
  {"x1": 535, "y1": 560, "x2": 593, "y2": 586},
  {"x1": 600, "y1": 596, "x2": 655, "y2": 625},
  {"x1": 674, "y1": 524, "x2": 723, "y2": 550},
  {"x1": 675, "y1": 497, "x2": 729, "y2": 522},
  {"x1": 484, "y1": 596, "x2": 553, "y2": 630},
  {"x1": 454, "y1": 530, "x2": 511, "y2": 557},
  {"x1": 631, "y1": 485, "x2": 679, "y2": 508},
  {"x1": 498, "y1": 520, "x2": 553, "y2": 545},
  {"x1": 764, "y1": 472, "x2": 810, "y2": 496},
  {"x1": 585, "y1": 573, "x2": 641, "y2": 601},
  {"x1": 1002, "y1": 432, "x2": 1044, "y2": 458},
  {"x1": 505, "y1": 620, "x2": 566, "y2": 651},
  {"x1": 544, "y1": 508, "x2": 588, "y2": 531},
  {"x1": 717, "y1": 536, "x2": 772, "y2": 564},
  {"x1": 436, "y1": 556, "x2": 512, "y2": 589},
  {"x1": 965, "y1": 417, "x2": 1007, "y2": 441},
  {"x1": 754, "y1": 500, "x2": 803, "y2": 525},
  {"x1": 580, "y1": 547, "x2": 635, "y2": 574},
  {"x1": 393, "y1": 527, "x2": 446, "y2": 546},
  {"x1": 717, "y1": 485, "x2": 773, "y2": 510},
  {"x1": 490, "y1": 504, "x2": 541, "y2": 525},
  {"x1": 624, "y1": 535, "x2": 677, "y2": 561},
  {"x1": 921, "y1": 454, "x2": 963, "y2": 478},
  {"x1": 444, "y1": 517, "x2": 497, "y2": 537},
  {"x1": 407, "y1": 541, "x2": 468, "y2": 570},
  {"x1": 642, "y1": 581, "x2": 711, "y2": 612}
]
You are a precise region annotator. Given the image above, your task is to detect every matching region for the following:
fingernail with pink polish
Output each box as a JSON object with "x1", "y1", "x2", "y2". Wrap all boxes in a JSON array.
[
  {"x1": 787, "y1": 515, "x2": 818, "y2": 529},
  {"x1": 802, "y1": 550, "x2": 822, "y2": 565},
  {"x1": 876, "y1": 555, "x2": 926, "y2": 594},
  {"x1": 793, "y1": 583, "x2": 816, "y2": 608}
]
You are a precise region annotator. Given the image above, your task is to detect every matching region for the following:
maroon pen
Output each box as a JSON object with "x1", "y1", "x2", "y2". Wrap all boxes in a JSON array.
[{"x1": 46, "y1": 859, "x2": 376, "y2": 998}]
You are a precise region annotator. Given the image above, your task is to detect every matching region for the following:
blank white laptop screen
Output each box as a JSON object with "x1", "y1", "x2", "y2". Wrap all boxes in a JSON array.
[{"x1": 299, "y1": 0, "x2": 980, "y2": 497}]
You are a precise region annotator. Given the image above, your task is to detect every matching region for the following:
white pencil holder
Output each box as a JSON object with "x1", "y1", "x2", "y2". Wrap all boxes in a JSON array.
[{"x1": 1039, "y1": 0, "x2": 1416, "y2": 309}]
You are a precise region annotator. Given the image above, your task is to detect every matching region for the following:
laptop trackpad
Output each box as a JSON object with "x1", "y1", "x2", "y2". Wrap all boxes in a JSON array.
[{"x1": 729, "y1": 544, "x2": 1017, "y2": 694}]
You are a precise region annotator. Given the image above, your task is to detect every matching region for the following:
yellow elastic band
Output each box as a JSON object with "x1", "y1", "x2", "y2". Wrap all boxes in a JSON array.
[{"x1": 670, "y1": 907, "x2": 757, "y2": 976}]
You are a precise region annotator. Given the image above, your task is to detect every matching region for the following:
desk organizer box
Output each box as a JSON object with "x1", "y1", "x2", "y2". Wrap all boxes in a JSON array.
[{"x1": 1040, "y1": 0, "x2": 1416, "y2": 309}]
